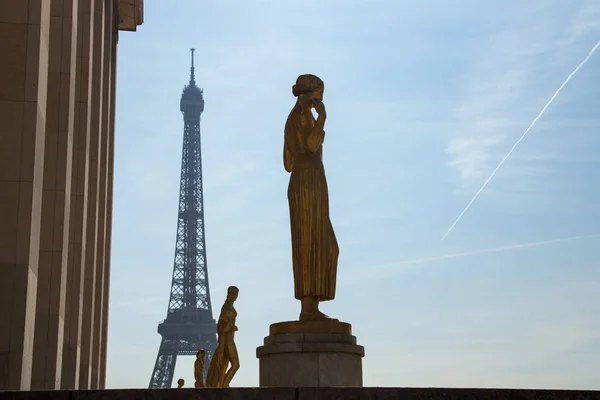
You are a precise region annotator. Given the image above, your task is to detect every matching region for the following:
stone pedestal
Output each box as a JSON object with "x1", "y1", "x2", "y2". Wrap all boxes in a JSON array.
[{"x1": 256, "y1": 321, "x2": 364, "y2": 387}]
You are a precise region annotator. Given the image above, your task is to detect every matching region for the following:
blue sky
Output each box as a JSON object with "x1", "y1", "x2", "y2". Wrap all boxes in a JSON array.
[{"x1": 106, "y1": 0, "x2": 600, "y2": 389}]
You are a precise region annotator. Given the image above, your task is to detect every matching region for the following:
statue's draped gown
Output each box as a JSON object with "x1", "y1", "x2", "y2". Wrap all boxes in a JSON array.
[
  {"x1": 284, "y1": 108, "x2": 339, "y2": 301},
  {"x1": 206, "y1": 304, "x2": 237, "y2": 387}
]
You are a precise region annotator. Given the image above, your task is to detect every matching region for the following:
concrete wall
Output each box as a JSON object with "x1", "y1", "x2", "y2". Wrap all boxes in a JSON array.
[{"x1": 0, "y1": 0, "x2": 139, "y2": 391}]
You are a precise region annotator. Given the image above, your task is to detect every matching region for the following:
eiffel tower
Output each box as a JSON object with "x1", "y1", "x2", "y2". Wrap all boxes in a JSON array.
[{"x1": 148, "y1": 49, "x2": 218, "y2": 389}]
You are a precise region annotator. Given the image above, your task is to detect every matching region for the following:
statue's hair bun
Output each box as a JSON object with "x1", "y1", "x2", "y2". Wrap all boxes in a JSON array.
[{"x1": 292, "y1": 74, "x2": 323, "y2": 98}]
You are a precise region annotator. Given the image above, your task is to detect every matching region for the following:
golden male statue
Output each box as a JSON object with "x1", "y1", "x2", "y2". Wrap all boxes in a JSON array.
[
  {"x1": 284, "y1": 74, "x2": 339, "y2": 322},
  {"x1": 206, "y1": 286, "x2": 240, "y2": 387},
  {"x1": 194, "y1": 349, "x2": 205, "y2": 388}
]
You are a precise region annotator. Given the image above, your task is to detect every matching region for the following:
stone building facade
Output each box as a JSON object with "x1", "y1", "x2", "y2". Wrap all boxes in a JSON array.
[{"x1": 0, "y1": 0, "x2": 143, "y2": 390}]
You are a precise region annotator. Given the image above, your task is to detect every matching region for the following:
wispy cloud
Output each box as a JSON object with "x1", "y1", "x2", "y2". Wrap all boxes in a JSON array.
[
  {"x1": 443, "y1": 39, "x2": 600, "y2": 239},
  {"x1": 342, "y1": 234, "x2": 600, "y2": 285},
  {"x1": 566, "y1": 0, "x2": 600, "y2": 41},
  {"x1": 446, "y1": 1, "x2": 600, "y2": 194}
]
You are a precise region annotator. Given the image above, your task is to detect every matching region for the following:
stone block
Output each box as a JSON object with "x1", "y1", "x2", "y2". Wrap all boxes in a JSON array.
[
  {"x1": 0, "y1": 101, "x2": 25, "y2": 181},
  {"x1": 0, "y1": 182, "x2": 20, "y2": 264},
  {"x1": 257, "y1": 324, "x2": 365, "y2": 387},
  {"x1": 0, "y1": 22, "x2": 28, "y2": 102},
  {"x1": 0, "y1": 1, "x2": 29, "y2": 24}
]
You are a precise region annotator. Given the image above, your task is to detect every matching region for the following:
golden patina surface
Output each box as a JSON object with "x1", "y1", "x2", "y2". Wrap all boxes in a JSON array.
[
  {"x1": 284, "y1": 74, "x2": 340, "y2": 322},
  {"x1": 193, "y1": 349, "x2": 205, "y2": 388},
  {"x1": 270, "y1": 320, "x2": 352, "y2": 336},
  {"x1": 206, "y1": 286, "x2": 240, "y2": 388}
]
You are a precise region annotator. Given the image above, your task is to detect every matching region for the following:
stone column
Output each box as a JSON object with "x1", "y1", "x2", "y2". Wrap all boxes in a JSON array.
[
  {"x1": 60, "y1": 0, "x2": 92, "y2": 389},
  {"x1": 31, "y1": 0, "x2": 78, "y2": 389},
  {"x1": 90, "y1": 0, "x2": 113, "y2": 389},
  {"x1": 78, "y1": 0, "x2": 104, "y2": 389},
  {"x1": 98, "y1": 28, "x2": 118, "y2": 389},
  {"x1": 0, "y1": 0, "x2": 51, "y2": 390}
]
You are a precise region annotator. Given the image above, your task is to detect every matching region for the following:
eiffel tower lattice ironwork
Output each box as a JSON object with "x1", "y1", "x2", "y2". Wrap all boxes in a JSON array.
[{"x1": 148, "y1": 48, "x2": 218, "y2": 389}]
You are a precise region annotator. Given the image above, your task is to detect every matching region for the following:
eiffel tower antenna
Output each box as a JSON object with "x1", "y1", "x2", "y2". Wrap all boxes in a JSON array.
[{"x1": 189, "y1": 47, "x2": 195, "y2": 85}]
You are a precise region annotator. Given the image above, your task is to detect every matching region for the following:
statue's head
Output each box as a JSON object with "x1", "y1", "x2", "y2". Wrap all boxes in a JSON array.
[
  {"x1": 196, "y1": 349, "x2": 205, "y2": 359},
  {"x1": 293, "y1": 74, "x2": 324, "y2": 108},
  {"x1": 227, "y1": 285, "x2": 239, "y2": 301},
  {"x1": 177, "y1": 378, "x2": 184, "y2": 387}
]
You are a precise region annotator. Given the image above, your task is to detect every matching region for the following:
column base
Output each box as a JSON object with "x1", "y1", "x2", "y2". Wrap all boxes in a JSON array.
[{"x1": 256, "y1": 320, "x2": 364, "y2": 387}]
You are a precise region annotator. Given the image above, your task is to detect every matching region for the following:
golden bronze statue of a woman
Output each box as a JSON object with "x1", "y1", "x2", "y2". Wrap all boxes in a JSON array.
[
  {"x1": 284, "y1": 74, "x2": 339, "y2": 322},
  {"x1": 206, "y1": 286, "x2": 240, "y2": 387}
]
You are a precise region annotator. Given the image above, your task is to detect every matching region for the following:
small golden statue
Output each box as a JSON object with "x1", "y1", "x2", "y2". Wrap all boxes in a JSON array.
[
  {"x1": 176, "y1": 378, "x2": 184, "y2": 388},
  {"x1": 284, "y1": 74, "x2": 339, "y2": 322},
  {"x1": 194, "y1": 349, "x2": 205, "y2": 388},
  {"x1": 205, "y1": 286, "x2": 240, "y2": 387}
]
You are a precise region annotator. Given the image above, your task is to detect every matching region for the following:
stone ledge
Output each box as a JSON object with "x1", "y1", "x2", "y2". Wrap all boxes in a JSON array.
[
  {"x1": 257, "y1": 341, "x2": 364, "y2": 357},
  {"x1": 264, "y1": 333, "x2": 357, "y2": 345},
  {"x1": 0, "y1": 387, "x2": 599, "y2": 400},
  {"x1": 270, "y1": 321, "x2": 352, "y2": 335},
  {"x1": 300, "y1": 387, "x2": 600, "y2": 399},
  {"x1": 257, "y1": 332, "x2": 364, "y2": 359},
  {"x1": 0, "y1": 388, "x2": 294, "y2": 400}
]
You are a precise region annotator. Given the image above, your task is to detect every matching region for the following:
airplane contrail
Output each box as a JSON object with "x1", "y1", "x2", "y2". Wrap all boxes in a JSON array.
[
  {"x1": 341, "y1": 234, "x2": 600, "y2": 286},
  {"x1": 389, "y1": 234, "x2": 600, "y2": 268},
  {"x1": 442, "y1": 39, "x2": 600, "y2": 240},
  {"x1": 340, "y1": 234, "x2": 600, "y2": 286}
]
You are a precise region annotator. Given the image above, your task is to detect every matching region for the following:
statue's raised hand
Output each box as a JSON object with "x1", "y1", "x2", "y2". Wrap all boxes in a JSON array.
[{"x1": 313, "y1": 100, "x2": 326, "y2": 117}]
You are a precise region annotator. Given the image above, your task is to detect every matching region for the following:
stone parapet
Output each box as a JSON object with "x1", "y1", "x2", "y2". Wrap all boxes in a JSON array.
[{"x1": 1, "y1": 387, "x2": 600, "y2": 400}]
